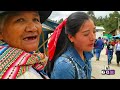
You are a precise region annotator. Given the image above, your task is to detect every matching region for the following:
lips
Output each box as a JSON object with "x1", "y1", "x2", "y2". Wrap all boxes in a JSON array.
[
  {"x1": 23, "y1": 35, "x2": 37, "y2": 41},
  {"x1": 22, "y1": 34, "x2": 39, "y2": 43},
  {"x1": 88, "y1": 43, "x2": 94, "y2": 46}
]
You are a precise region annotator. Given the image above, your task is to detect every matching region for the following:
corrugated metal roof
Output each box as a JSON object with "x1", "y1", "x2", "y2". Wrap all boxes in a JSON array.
[
  {"x1": 42, "y1": 23, "x2": 54, "y2": 31},
  {"x1": 96, "y1": 26, "x2": 105, "y2": 30}
]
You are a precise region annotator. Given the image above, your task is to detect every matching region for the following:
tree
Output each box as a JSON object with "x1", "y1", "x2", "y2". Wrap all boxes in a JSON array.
[
  {"x1": 87, "y1": 11, "x2": 97, "y2": 24},
  {"x1": 103, "y1": 11, "x2": 120, "y2": 33},
  {"x1": 58, "y1": 18, "x2": 64, "y2": 24}
]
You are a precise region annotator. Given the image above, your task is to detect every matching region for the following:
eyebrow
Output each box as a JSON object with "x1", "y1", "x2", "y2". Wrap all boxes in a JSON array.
[
  {"x1": 11, "y1": 12, "x2": 39, "y2": 17},
  {"x1": 82, "y1": 27, "x2": 96, "y2": 33},
  {"x1": 82, "y1": 30, "x2": 90, "y2": 33}
]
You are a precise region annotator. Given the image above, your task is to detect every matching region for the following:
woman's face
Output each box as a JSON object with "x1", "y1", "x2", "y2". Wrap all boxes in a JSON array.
[
  {"x1": 69, "y1": 19, "x2": 96, "y2": 52},
  {"x1": 0, "y1": 11, "x2": 42, "y2": 52}
]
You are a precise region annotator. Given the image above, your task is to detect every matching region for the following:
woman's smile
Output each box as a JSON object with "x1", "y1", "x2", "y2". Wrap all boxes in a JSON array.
[{"x1": 22, "y1": 34, "x2": 39, "y2": 44}]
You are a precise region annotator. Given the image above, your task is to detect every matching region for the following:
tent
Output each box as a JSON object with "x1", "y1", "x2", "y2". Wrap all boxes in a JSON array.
[{"x1": 113, "y1": 34, "x2": 120, "y2": 39}]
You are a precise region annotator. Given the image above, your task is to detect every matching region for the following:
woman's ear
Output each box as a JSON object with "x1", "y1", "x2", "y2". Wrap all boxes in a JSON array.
[{"x1": 67, "y1": 34, "x2": 74, "y2": 43}]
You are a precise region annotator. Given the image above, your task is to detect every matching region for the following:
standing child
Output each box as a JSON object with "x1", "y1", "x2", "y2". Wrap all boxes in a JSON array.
[{"x1": 107, "y1": 41, "x2": 114, "y2": 65}]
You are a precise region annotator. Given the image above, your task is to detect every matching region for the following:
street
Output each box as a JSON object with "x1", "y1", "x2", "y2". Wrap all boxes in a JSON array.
[{"x1": 91, "y1": 47, "x2": 120, "y2": 79}]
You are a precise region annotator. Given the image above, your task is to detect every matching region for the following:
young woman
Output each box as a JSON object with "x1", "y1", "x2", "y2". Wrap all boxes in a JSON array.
[{"x1": 48, "y1": 12, "x2": 96, "y2": 79}]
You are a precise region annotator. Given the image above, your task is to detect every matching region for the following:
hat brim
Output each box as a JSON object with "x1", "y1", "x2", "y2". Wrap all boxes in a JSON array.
[
  {"x1": 39, "y1": 11, "x2": 52, "y2": 23},
  {"x1": 0, "y1": 11, "x2": 52, "y2": 23}
]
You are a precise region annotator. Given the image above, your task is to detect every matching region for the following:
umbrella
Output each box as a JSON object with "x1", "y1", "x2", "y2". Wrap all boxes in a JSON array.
[{"x1": 113, "y1": 34, "x2": 120, "y2": 39}]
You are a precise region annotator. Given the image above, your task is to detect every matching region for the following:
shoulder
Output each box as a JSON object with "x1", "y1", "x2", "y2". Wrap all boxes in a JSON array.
[
  {"x1": 54, "y1": 56, "x2": 73, "y2": 69},
  {"x1": 51, "y1": 56, "x2": 75, "y2": 79},
  {"x1": 84, "y1": 52, "x2": 93, "y2": 60}
]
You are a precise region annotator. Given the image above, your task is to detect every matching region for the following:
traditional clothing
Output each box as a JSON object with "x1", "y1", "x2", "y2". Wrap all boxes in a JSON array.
[{"x1": 0, "y1": 40, "x2": 48, "y2": 79}]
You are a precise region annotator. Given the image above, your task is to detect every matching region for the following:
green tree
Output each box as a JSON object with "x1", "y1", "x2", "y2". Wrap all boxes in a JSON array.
[
  {"x1": 103, "y1": 11, "x2": 120, "y2": 33},
  {"x1": 58, "y1": 18, "x2": 64, "y2": 24},
  {"x1": 87, "y1": 11, "x2": 97, "y2": 24}
]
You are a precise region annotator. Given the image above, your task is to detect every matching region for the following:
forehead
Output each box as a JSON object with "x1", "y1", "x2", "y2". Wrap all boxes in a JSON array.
[
  {"x1": 80, "y1": 19, "x2": 95, "y2": 30},
  {"x1": 6, "y1": 11, "x2": 39, "y2": 18}
]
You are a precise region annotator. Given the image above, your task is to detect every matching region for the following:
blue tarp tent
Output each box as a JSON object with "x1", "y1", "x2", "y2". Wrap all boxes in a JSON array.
[{"x1": 113, "y1": 34, "x2": 120, "y2": 39}]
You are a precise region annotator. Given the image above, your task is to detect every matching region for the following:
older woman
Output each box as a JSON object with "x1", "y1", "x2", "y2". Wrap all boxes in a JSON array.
[{"x1": 0, "y1": 11, "x2": 52, "y2": 79}]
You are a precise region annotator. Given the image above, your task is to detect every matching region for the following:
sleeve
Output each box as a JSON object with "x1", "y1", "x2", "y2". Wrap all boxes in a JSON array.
[
  {"x1": 50, "y1": 58, "x2": 75, "y2": 79},
  {"x1": 107, "y1": 44, "x2": 109, "y2": 50},
  {"x1": 102, "y1": 41, "x2": 104, "y2": 49},
  {"x1": 114, "y1": 44, "x2": 117, "y2": 53}
]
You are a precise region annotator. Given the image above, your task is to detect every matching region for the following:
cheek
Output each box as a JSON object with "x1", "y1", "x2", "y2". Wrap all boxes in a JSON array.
[
  {"x1": 76, "y1": 37, "x2": 90, "y2": 49},
  {"x1": 2, "y1": 29, "x2": 21, "y2": 44},
  {"x1": 74, "y1": 38, "x2": 85, "y2": 47},
  {"x1": 38, "y1": 24, "x2": 42, "y2": 34}
]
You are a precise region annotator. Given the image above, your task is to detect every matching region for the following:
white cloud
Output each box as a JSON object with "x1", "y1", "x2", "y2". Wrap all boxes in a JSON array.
[{"x1": 48, "y1": 11, "x2": 119, "y2": 21}]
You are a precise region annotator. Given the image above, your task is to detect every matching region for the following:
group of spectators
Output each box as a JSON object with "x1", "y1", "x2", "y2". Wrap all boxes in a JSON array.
[{"x1": 93, "y1": 37, "x2": 120, "y2": 66}]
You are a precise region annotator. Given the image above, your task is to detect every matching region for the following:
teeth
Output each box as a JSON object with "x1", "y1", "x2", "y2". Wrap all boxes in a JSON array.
[
  {"x1": 24, "y1": 36, "x2": 37, "y2": 40},
  {"x1": 24, "y1": 38, "x2": 29, "y2": 40}
]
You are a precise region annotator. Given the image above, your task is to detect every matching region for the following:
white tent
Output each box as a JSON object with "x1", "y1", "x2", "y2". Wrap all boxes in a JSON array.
[{"x1": 113, "y1": 34, "x2": 120, "y2": 38}]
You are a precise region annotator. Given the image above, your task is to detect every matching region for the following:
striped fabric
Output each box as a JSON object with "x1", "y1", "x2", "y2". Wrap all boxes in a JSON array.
[{"x1": 0, "y1": 41, "x2": 47, "y2": 79}]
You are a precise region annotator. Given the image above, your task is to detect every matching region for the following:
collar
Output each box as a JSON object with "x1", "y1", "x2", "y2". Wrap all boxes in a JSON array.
[{"x1": 66, "y1": 45, "x2": 93, "y2": 69}]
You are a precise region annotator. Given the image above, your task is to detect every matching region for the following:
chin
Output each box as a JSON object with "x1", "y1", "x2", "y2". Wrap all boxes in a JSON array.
[
  {"x1": 85, "y1": 48, "x2": 93, "y2": 52},
  {"x1": 24, "y1": 46, "x2": 38, "y2": 53}
]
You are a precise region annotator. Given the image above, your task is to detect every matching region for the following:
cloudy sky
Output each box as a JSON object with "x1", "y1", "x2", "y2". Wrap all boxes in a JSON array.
[{"x1": 48, "y1": 11, "x2": 119, "y2": 21}]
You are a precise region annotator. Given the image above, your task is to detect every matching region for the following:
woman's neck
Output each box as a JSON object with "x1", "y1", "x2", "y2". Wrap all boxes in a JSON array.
[
  {"x1": 80, "y1": 52, "x2": 85, "y2": 61},
  {"x1": 74, "y1": 46, "x2": 85, "y2": 61}
]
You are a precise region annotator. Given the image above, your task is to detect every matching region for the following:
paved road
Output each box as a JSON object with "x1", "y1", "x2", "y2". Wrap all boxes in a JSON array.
[{"x1": 91, "y1": 47, "x2": 120, "y2": 79}]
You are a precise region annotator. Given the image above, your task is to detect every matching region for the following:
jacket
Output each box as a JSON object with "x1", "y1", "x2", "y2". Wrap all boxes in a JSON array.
[{"x1": 51, "y1": 45, "x2": 93, "y2": 79}]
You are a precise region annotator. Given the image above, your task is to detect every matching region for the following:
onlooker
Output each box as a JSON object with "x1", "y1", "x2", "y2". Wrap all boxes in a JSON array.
[
  {"x1": 107, "y1": 41, "x2": 114, "y2": 65},
  {"x1": 95, "y1": 37, "x2": 104, "y2": 61},
  {"x1": 48, "y1": 12, "x2": 96, "y2": 79},
  {"x1": 115, "y1": 39, "x2": 120, "y2": 66}
]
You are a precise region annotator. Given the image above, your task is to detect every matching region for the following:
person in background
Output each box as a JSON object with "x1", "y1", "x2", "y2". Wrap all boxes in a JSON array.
[
  {"x1": 107, "y1": 41, "x2": 114, "y2": 65},
  {"x1": 0, "y1": 11, "x2": 52, "y2": 79},
  {"x1": 95, "y1": 37, "x2": 104, "y2": 61},
  {"x1": 115, "y1": 39, "x2": 120, "y2": 66},
  {"x1": 48, "y1": 12, "x2": 96, "y2": 79},
  {"x1": 92, "y1": 39, "x2": 97, "y2": 55}
]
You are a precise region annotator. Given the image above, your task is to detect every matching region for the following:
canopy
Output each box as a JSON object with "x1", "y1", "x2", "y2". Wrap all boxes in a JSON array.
[
  {"x1": 103, "y1": 34, "x2": 113, "y2": 39},
  {"x1": 113, "y1": 34, "x2": 120, "y2": 39}
]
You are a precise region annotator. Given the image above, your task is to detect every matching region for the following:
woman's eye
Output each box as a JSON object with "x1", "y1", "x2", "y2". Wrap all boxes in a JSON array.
[
  {"x1": 16, "y1": 18, "x2": 24, "y2": 22},
  {"x1": 84, "y1": 32, "x2": 89, "y2": 36},
  {"x1": 84, "y1": 34, "x2": 89, "y2": 36},
  {"x1": 33, "y1": 18, "x2": 40, "y2": 22}
]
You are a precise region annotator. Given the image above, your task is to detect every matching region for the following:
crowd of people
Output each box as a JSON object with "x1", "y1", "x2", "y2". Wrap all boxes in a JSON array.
[
  {"x1": 93, "y1": 36, "x2": 120, "y2": 66},
  {"x1": 0, "y1": 11, "x2": 120, "y2": 79}
]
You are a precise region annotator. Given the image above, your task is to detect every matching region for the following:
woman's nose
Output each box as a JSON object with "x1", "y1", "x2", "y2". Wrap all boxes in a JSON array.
[
  {"x1": 90, "y1": 32, "x2": 96, "y2": 41},
  {"x1": 25, "y1": 22, "x2": 37, "y2": 32}
]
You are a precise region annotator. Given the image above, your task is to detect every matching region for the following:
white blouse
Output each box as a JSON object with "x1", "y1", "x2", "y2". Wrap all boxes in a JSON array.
[{"x1": 17, "y1": 67, "x2": 46, "y2": 79}]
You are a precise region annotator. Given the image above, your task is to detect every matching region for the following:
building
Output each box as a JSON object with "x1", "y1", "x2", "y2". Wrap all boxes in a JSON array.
[
  {"x1": 39, "y1": 19, "x2": 59, "y2": 53},
  {"x1": 96, "y1": 26, "x2": 105, "y2": 39}
]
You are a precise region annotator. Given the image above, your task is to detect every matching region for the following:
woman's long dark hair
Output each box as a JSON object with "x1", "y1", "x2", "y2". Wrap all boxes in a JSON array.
[{"x1": 48, "y1": 12, "x2": 90, "y2": 74}]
